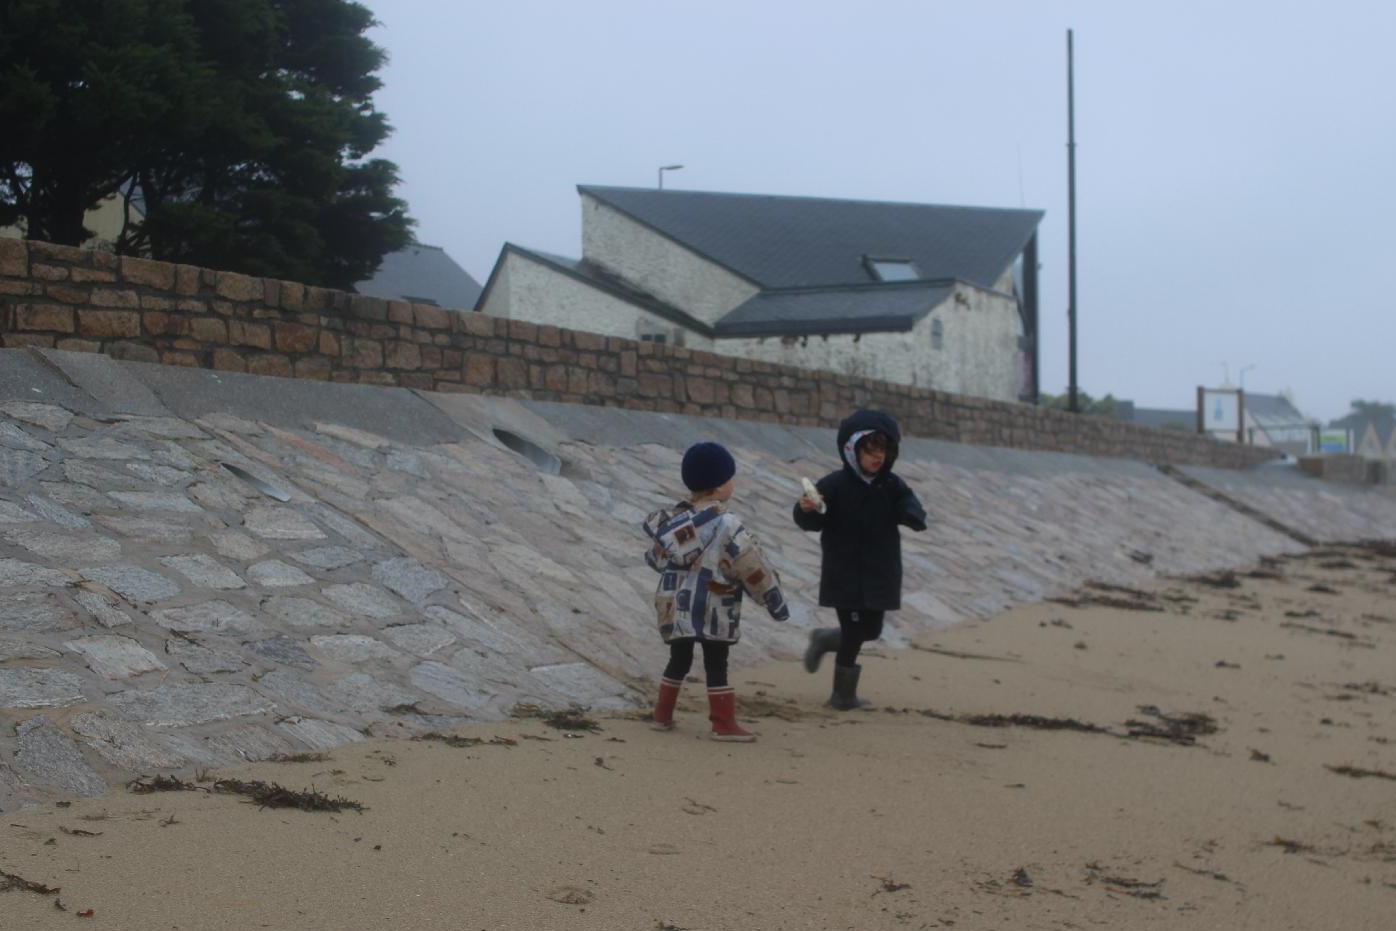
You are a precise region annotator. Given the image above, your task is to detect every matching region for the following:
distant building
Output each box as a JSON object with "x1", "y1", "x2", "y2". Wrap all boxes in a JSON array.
[
  {"x1": 478, "y1": 185, "x2": 1043, "y2": 403},
  {"x1": 1243, "y1": 391, "x2": 1317, "y2": 456},
  {"x1": 1328, "y1": 410, "x2": 1396, "y2": 460},
  {"x1": 1, "y1": 189, "x2": 144, "y2": 250},
  {"x1": 1114, "y1": 391, "x2": 1318, "y2": 454},
  {"x1": 354, "y1": 243, "x2": 483, "y2": 310}
]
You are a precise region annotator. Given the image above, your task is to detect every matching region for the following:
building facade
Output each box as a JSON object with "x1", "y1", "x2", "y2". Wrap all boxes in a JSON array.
[{"x1": 479, "y1": 186, "x2": 1042, "y2": 403}]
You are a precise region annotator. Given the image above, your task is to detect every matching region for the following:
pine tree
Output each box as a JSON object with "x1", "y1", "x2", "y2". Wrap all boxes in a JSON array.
[{"x1": 0, "y1": 0, "x2": 412, "y2": 288}]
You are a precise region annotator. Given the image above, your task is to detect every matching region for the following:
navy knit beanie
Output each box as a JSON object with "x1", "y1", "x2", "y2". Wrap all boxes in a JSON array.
[{"x1": 681, "y1": 442, "x2": 736, "y2": 492}]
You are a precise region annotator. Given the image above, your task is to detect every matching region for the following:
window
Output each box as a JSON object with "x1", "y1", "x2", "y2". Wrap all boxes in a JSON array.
[
  {"x1": 636, "y1": 319, "x2": 669, "y2": 344},
  {"x1": 864, "y1": 255, "x2": 919, "y2": 282},
  {"x1": 931, "y1": 318, "x2": 944, "y2": 350}
]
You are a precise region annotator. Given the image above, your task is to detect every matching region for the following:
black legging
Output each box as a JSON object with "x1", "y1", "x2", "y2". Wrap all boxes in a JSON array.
[
  {"x1": 663, "y1": 639, "x2": 730, "y2": 688},
  {"x1": 835, "y1": 609, "x2": 885, "y2": 667}
]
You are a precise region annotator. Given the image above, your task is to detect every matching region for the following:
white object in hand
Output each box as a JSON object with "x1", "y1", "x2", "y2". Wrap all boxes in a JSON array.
[{"x1": 801, "y1": 477, "x2": 827, "y2": 513}]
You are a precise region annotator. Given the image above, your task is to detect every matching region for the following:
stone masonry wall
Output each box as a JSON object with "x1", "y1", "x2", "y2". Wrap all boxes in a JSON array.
[{"x1": 0, "y1": 237, "x2": 1275, "y2": 469}]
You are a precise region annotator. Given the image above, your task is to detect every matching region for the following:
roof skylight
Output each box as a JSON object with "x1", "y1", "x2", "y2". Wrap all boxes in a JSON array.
[{"x1": 864, "y1": 256, "x2": 919, "y2": 282}]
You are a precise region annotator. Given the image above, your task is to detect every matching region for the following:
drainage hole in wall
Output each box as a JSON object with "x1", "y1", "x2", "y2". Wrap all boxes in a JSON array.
[
  {"x1": 492, "y1": 428, "x2": 562, "y2": 475},
  {"x1": 220, "y1": 462, "x2": 292, "y2": 502}
]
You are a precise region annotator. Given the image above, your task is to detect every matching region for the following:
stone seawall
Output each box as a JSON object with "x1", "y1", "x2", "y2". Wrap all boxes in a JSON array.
[
  {"x1": 1, "y1": 350, "x2": 1393, "y2": 807},
  {"x1": 1, "y1": 238, "x2": 1274, "y2": 470}
]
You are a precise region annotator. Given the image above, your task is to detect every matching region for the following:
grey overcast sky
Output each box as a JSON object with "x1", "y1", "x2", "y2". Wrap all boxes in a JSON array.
[{"x1": 358, "y1": 0, "x2": 1394, "y2": 423}]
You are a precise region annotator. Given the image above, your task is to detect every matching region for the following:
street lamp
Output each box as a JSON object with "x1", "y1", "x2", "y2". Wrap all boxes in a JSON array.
[
  {"x1": 658, "y1": 164, "x2": 683, "y2": 189},
  {"x1": 1239, "y1": 364, "x2": 1256, "y2": 391}
]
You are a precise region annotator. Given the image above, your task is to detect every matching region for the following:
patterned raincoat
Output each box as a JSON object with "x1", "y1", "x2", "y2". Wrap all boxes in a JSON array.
[{"x1": 643, "y1": 501, "x2": 789, "y2": 643}]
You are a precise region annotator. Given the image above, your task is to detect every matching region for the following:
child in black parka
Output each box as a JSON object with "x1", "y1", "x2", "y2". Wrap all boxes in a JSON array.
[{"x1": 793, "y1": 409, "x2": 926, "y2": 709}]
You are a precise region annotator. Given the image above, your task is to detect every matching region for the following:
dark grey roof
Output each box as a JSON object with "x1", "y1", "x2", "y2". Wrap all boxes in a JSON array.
[
  {"x1": 579, "y1": 185, "x2": 1043, "y2": 291},
  {"x1": 1245, "y1": 392, "x2": 1312, "y2": 427},
  {"x1": 354, "y1": 244, "x2": 482, "y2": 310},
  {"x1": 491, "y1": 245, "x2": 715, "y2": 335},
  {"x1": 713, "y1": 281, "x2": 955, "y2": 338}
]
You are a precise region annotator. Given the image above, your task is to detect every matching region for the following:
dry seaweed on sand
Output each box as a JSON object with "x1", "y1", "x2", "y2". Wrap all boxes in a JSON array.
[
  {"x1": 1268, "y1": 837, "x2": 1314, "y2": 854},
  {"x1": 414, "y1": 732, "x2": 517, "y2": 748},
  {"x1": 1281, "y1": 621, "x2": 1369, "y2": 645},
  {"x1": 212, "y1": 779, "x2": 365, "y2": 812},
  {"x1": 974, "y1": 869, "x2": 1045, "y2": 898},
  {"x1": 1324, "y1": 764, "x2": 1396, "y2": 781},
  {"x1": 268, "y1": 751, "x2": 331, "y2": 763},
  {"x1": 1047, "y1": 581, "x2": 1165, "y2": 612},
  {"x1": 872, "y1": 876, "x2": 912, "y2": 895},
  {"x1": 961, "y1": 712, "x2": 1109, "y2": 733},
  {"x1": 415, "y1": 732, "x2": 483, "y2": 748},
  {"x1": 916, "y1": 708, "x2": 1111, "y2": 735},
  {"x1": 510, "y1": 703, "x2": 602, "y2": 732},
  {"x1": 1190, "y1": 570, "x2": 1241, "y2": 589},
  {"x1": 1084, "y1": 862, "x2": 1166, "y2": 899},
  {"x1": 128, "y1": 774, "x2": 202, "y2": 794},
  {"x1": 1339, "y1": 680, "x2": 1391, "y2": 696},
  {"x1": 1, "y1": 869, "x2": 60, "y2": 895},
  {"x1": 542, "y1": 709, "x2": 602, "y2": 731},
  {"x1": 1125, "y1": 705, "x2": 1217, "y2": 744},
  {"x1": 1353, "y1": 539, "x2": 1396, "y2": 559},
  {"x1": 1173, "y1": 861, "x2": 1233, "y2": 883}
]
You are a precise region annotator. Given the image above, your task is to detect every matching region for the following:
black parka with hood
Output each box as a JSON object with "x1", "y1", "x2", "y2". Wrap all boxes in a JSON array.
[{"x1": 792, "y1": 410, "x2": 927, "y2": 610}]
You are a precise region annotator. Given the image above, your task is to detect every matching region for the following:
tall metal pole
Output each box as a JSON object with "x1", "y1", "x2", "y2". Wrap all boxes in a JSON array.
[{"x1": 1066, "y1": 28, "x2": 1079, "y2": 413}]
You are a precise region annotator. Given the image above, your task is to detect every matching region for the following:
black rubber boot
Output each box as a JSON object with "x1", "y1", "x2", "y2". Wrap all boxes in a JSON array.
[
  {"x1": 803, "y1": 628, "x2": 841, "y2": 674},
  {"x1": 828, "y1": 663, "x2": 870, "y2": 711}
]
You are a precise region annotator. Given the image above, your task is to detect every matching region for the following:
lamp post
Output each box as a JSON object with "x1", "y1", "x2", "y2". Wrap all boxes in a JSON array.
[
  {"x1": 1066, "y1": 28, "x2": 1079, "y2": 413},
  {"x1": 658, "y1": 164, "x2": 683, "y2": 189},
  {"x1": 1238, "y1": 364, "x2": 1256, "y2": 391}
]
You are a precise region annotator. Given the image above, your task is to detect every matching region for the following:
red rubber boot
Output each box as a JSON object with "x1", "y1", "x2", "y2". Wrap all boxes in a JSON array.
[
  {"x1": 707, "y1": 687, "x2": 756, "y2": 742},
  {"x1": 652, "y1": 677, "x2": 682, "y2": 731}
]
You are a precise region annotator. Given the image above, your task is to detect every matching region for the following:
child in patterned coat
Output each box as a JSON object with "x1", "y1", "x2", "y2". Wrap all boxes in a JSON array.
[{"x1": 643, "y1": 441, "x2": 790, "y2": 741}]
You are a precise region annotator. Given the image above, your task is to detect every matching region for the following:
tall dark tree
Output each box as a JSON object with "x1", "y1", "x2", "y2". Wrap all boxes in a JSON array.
[
  {"x1": 1346, "y1": 399, "x2": 1396, "y2": 419},
  {"x1": 0, "y1": 0, "x2": 206, "y2": 243},
  {"x1": 1040, "y1": 390, "x2": 1121, "y2": 417},
  {"x1": 0, "y1": 0, "x2": 411, "y2": 288}
]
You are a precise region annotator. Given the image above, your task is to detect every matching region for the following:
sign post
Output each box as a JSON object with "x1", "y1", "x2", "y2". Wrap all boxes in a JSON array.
[{"x1": 1197, "y1": 386, "x2": 1245, "y2": 443}]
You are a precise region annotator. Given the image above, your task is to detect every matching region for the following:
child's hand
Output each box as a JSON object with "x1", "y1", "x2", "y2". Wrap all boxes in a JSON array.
[
  {"x1": 797, "y1": 495, "x2": 819, "y2": 512},
  {"x1": 798, "y1": 478, "x2": 826, "y2": 514}
]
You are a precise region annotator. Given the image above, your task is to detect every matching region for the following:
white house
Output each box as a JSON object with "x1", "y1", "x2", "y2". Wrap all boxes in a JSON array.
[
  {"x1": 477, "y1": 186, "x2": 1043, "y2": 402},
  {"x1": 1243, "y1": 391, "x2": 1319, "y2": 456},
  {"x1": 1, "y1": 189, "x2": 143, "y2": 250}
]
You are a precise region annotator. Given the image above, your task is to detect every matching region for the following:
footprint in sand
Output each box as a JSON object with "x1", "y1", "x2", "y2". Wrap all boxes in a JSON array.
[
  {"x1": 681, "y1": 797, "x2": 716, "y2": 815},
  {"x1": 546, "y1": 885, "x2": 594, "y2": 905}
]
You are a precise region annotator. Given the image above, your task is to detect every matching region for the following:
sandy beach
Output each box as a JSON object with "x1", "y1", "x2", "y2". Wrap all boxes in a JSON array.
[{"x1": 3, "y1": 544, "x2": 1393, "y2": 931}]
